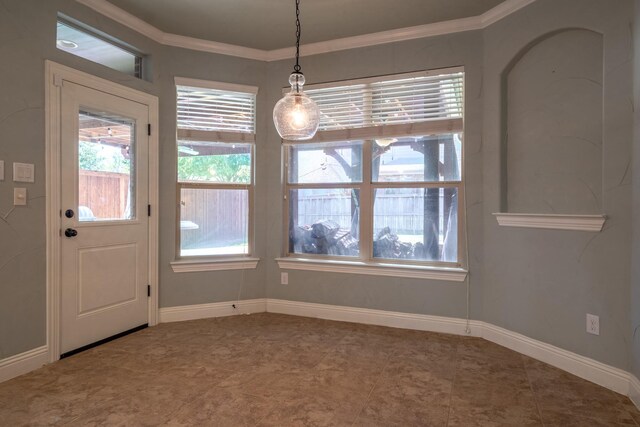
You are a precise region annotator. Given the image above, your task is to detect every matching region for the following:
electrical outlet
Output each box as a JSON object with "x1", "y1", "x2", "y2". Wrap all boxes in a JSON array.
[
  {"x1": 281, "y1": 272, "x2": 288, "y2": 285},
  {"x1": 586, "y1": 314, "x2": 599, "y2": 335}
]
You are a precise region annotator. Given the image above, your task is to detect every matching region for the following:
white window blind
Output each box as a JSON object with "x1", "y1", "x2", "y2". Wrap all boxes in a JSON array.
[
  {"x1": 302, "y1": 68, "x2": 463, "y2": 142},
  {"x1": 177, "y1": 84, "x2": 256, "y2": 135}
]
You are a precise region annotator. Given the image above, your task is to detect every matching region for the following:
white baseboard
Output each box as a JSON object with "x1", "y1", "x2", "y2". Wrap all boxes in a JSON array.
[
  {"x1": 480, "y1": 322, "x2": 630, "y2": 395},
  {"x1": 630, "y1": 375, "x2": 640, "y2": 409},
  {"x1": 266, "y1": 299, "x2": 632, "y2": 397},
  {"x1": 266, "y1": 298, "x2": 481, "y2": 337},
  {"x1": 152, "y1": 297, "x2": 637, "y2": 405},
  {"x1": 0, "y1": 346, "x2": 48, "y2": 383},
  {"x1": 159, "y1": 298, "x2": 267, "y2": 323}
]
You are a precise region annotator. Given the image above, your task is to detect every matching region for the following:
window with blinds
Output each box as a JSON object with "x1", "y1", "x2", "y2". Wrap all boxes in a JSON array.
[
  {"x1": 303, "y1": 68, "x2": 463, "y2": 142},
  {"x1": 174, "y1": 78, "x2": 257, "y2": 259},
  {"x1": 283, "y1": 68, "x2": 466, "y2": 269},
  {"x1": 177, "y1": 86, "x2": 256, "y2": 133}
]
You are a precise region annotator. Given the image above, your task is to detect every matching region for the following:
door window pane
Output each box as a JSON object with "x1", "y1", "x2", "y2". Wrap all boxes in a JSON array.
[
  {"x1": 178, "y1": 141, "x2": 251, "y2": 184},
  {"x1": 288, "y1": 141, "x2": 363, "y2": 184},
  {"x1": 373, "y1": 187, "x2": 458, "y2": 262},
  {"x1": 78, "y1": 111, "x2": 135, "y2": 221},
  {"x1": 289, "y1": 188, "x2": 360, "y2": 256},
  {"x1": 180, "y1": 188, "x2": 249, "y2": 256},
  {"x1": 373, "y1": 134, "x2": 462, "y2": 183}
]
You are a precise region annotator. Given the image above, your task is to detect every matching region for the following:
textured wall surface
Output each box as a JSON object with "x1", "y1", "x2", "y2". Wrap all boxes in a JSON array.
[
  {"x1": 506, "y1": 29, "x2": 603, "y2": 214},
  {"x1": 0, "y1": 0, "x2": 265, "y2": 359},
  {"x1": 482, "y1": 0, "x2": 633, "y2": 370},
  {"x1": 0, "y1": 0, "x2": 158, "y2": 360},
  {"x1": 0, "y1": 0, "x2": 636, "y2": 375},
  {"x1": 155, "y1": 46, "x2": 267, "y2": 308},
  {"x1": 264, "y1": 32, "x2": 485, "y2": 320},
  {"x1": 632, "y1": 0, "x2": 640, "y2": 379}
]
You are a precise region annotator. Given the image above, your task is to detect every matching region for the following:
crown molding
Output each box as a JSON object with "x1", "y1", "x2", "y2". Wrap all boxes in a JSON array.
[
  {"x1": 481, "y1": 0, "x2": 536, "y2": 26},
  {"x1": 162, "y1": 32, "x2": 270, "y2": 61},
  {"x1": 76, "y1": 0, "x2": 163, "y2": 41},
  {"x1": 266, "y1": 16, "x2": 482, "y2": 61},
  {"x1": 76, "y1": 0, "x2": 536, "y2": 62}
]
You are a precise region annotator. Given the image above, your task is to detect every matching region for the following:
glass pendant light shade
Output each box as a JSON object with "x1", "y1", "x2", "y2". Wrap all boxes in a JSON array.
[{"x1": 273, "y1": 72, "x2": 320, "y2": 141}]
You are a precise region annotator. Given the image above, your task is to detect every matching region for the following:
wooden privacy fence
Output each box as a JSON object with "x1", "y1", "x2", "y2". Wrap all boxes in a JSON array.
[
  {"x1": 78, "y1": 170, "x2": 130, "y2": 220},
  {"x1": 180, "y1": 188, "x2": 248, "y2": 248},
  {"x1": 295, "y1": 192, "x2": 456, "y2": 235},
  {"x1": 78, "y1": 173, "x2": 454, "y2": 245}
]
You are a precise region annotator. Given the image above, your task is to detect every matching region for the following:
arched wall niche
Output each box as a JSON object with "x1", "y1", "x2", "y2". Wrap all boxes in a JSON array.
[{"x1": 499, "y1": 28, "x2": 604, "y2": 214}]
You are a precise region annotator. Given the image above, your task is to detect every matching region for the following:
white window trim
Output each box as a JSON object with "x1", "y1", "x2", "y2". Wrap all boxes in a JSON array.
[
  {"x1": 175, "y1": 77, "x2": 257, "y2": 266},
  {"x1": 276, "y1": 258, "x2": 467, "y2": 282},
  {"x1": 174, "y1": 77, "x2": 258, "y2": 95},
  {"x1": 282, "y1": 68, "x2": 466, "y2": 277},
  {"x1": 299, "y1": 66, "x2": 463, "y2": 91},
  {"x1": 171, "y1": 257, "x2": 260, "y2": 273}
]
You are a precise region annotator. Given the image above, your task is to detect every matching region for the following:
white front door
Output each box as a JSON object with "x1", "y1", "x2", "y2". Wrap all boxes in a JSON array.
[{"x1": 59, "y1": 81, "x2": 150, "y2": 355}]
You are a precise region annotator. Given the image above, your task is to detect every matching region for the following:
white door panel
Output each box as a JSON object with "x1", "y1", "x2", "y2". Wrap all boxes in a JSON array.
[{"x1": 60, "y1": 81, "x2": 149, "y2": 354}]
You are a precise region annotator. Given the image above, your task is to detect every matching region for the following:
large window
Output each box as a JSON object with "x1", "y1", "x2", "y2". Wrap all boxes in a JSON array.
[
  {"x1": 284, "y1": 68, "x2": 464, "y2": 266},
  {"x1": 176, "y1": 78, "x2": 257, "y2": 258}
]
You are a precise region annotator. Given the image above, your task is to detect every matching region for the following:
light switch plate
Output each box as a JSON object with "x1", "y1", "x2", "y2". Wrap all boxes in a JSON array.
[
  {"x1": 13, "y1": 162, "x2": 34, "y2": 183},
  {"x1": 586, "y1": 313, "x2": 599, "y2": 335},
  {"x1": 0, "y1": 160, "x2": 4, "y2": 181},
  {"x1": 14, "y1": 188, "x2": 27, "y2": 206}
]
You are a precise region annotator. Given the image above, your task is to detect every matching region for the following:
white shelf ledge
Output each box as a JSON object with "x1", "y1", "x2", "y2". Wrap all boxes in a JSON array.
[
  {"x1": 276, "y1": 258, "x2": 467, "y2": 282},
  {"x1": 493, "y1": 213, "x2": 606, "y2": 232},
  {"x1": 171, "y1": 257, "x2": 259, "y2": 273}
]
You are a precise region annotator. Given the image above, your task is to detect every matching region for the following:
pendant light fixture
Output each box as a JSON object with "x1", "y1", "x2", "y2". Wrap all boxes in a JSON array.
[{"x1": 273, "y1": 0, "x2": 320, "y2": 141}]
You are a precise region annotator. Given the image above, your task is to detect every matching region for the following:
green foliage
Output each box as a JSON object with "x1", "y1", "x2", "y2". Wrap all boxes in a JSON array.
[
  {"x1": 78, "y1": 141, "x2": 130, "y2": 174},
  {"x1": 78, "y1": 141, "x2": 102, "y2": 170},
  {"x1": 178, "y1": 154, "x2": 250, "y2": 183}
]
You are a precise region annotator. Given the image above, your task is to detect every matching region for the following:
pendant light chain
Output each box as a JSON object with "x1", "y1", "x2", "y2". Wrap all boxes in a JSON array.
[
  {"x1": 273, "y1": 0, "x2": 320, "y2": 141},
  {"x1": 294, "y1": 0, "x2": 302, "y2": 74}
]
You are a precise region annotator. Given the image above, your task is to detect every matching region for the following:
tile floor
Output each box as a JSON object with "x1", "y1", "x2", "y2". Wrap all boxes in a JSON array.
[{"x1": 1, "y1": 313, "x2": 639, "y2": 426}]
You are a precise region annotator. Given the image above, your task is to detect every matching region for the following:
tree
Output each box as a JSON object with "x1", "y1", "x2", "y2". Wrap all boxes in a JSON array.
[
  {"x1": 178, "y1": 154, "x2": 250, "y2": 183},
  {"x1": 78, "y1": 141, "x2": 102, "y2": 170},
  {"x1": 79, "y1": 141, "x2": 130, "y2": 174}
]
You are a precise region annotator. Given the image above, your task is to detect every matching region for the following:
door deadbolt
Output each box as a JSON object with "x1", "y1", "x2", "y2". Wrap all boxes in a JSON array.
[{"x1": 65, "y1": 209, "x2": 74, "y2": 218}]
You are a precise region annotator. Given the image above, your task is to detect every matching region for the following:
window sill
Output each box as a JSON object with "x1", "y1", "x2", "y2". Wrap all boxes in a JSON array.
[
  {"x1": 171, "y1": 257, "x2": 260, "y2": 273},
  {"x1": 275, "y1": 258, "x2": 467, "y2": 282},
  {"x1": 493, "y1": 213, "x2": 606, "y2": 232}
]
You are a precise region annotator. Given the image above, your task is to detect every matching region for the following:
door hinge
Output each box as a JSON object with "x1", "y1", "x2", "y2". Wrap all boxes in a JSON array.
[
  {"x1": 147, "y1": 285, "x2": 151, "y2": 297},
  {"x1": 148, "y1": 204, "x2": 151, "y2": 217},
  {"x1": 147, "y1": 124, "x2": 151, "y2": 136}
]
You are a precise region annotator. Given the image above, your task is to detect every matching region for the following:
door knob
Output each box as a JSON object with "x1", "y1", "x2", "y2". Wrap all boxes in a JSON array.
[{"x1": 64, "y1": 228, "x2": 78, "y2": 238}]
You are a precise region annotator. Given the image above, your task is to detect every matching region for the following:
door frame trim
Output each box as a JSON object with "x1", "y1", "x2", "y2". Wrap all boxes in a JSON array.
[{"x1": 45, "y1": 61, "x2": 159, "y2": 363}]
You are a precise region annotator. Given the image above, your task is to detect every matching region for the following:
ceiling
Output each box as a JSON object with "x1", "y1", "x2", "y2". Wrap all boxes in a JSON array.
[{"x1": 106, "y1": 0, "x2": 506, "y2": 51}]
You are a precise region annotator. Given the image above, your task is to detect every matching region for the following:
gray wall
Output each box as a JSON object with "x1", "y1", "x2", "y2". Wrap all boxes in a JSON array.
[
  {"x1": 505, "y1": 29, "x2": 603, "y2": 214},
  {"x1": 156, "y1": 48, "x2": 267, "y2": 308},
  {"x1": 267, "y1": 0, "x2": 635, "y2": 372},
  {"x1": 0, "y1": 0, "x2": 158, "y2": 360},
  {"x1": 632, "y1": 0, "x2": 640, "y2": 380},
  {"x1": 265, "y1": 33, "x2": 485, "y2": 320},
  {"x1": 482, "y1": 0, "x2": 633, "y2": 370},
  {"x1": 0, "y1": 0, "x2": 265, "y2": 359},
  {"x1": 0, "y1": 0, "x2": 637, "y2": 376}
]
